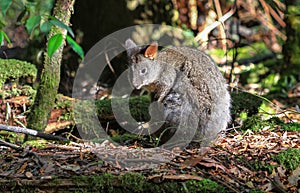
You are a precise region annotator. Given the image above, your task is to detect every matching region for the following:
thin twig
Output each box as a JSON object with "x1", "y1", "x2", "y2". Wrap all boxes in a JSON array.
[{"x1": 0, "y1": 139, "x2": 22, "y2": 151}]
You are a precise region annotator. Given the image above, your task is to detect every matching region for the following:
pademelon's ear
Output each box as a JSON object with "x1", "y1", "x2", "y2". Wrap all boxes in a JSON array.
[
  {"x1": 144, "y1": 42, "x2": 158, "y2": 60},
  {"x1": 125, "y1": 39, "x2": 140, "y2": 57}
]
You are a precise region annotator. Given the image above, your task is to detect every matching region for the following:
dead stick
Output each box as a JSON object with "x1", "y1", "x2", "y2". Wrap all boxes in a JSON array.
[{"x1": 0, "y1": 124, "x2": 68, "y2": 141}]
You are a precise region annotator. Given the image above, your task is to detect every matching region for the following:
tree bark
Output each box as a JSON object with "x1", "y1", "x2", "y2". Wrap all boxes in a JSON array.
[
  {"x1": 283, "y1": 0, "x2": 300, "y2": 80},
  {"x1": 27, "y1": 0, "x2": 76, "y2": 133}
]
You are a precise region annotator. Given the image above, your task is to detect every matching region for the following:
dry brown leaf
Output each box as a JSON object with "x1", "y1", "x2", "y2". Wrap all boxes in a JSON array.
[
  {"x1": 45, "y1": 120, "x2": 74, "y2": 133},
  {"x1": 6, "y1": 96, "x2": 30, "y2": 106}
]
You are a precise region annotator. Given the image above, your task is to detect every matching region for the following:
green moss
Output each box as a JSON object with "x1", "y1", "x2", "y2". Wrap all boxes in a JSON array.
[
  {"x1": 96, "y1": 173, "x2": 116, "y2": 192},
  {"x1": 22, "y1": 139, "x2": 48, "y2": 148},
  {"x1": 94, "y1": 95, "x2": 151, "y2": 122},
  {"x1": 250, "y1": 147, "x2": 300, "y2": 174},
  {"x1": 241, "y1": 116, "x2": 282, "y2": 132},
  {"x1": 251, "y1": 159, "x2": 275, "y2": 174},
  {"x1": 0, "y1": 59, "x2": 37, "y2": 88},
  {"x1": 275, "y1": 148, "x2": 300, "y2": 170},
  {"x1": 184, "y1": 179, "x2": 226, "y2": 193},
  {"x1": 55, "y1": 94, "x2": 72, "y2": 109},
  {"x1": 249, "y1": 190, "x2": 266, "y2": 193},
  {"x1": 72, "y1": 173, "x2": 116, "y2": 192},
  {"x1": 74, "y1": 96, "x2": 151, "y2": 140},
  {"x1": 2, "y1": 173, "x2": 229, "y2": 192},
  {"x1": 71, "y1": 174, "x2": 228, "y2": 193},
  {"x1": 120, "y1": 173, "x2": 145, "y2": 192},
  {"x1": 280, "y1": 122, "x2": 300, "y2": 132},
  {"x1": 231, "y1": 92, "x2": 263, "y2": 119}
]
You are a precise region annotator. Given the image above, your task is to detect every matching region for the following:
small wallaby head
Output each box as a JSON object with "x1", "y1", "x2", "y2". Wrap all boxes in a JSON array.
[{"x1": 125, "y1": 39, "x2": 165, "y2": 90}]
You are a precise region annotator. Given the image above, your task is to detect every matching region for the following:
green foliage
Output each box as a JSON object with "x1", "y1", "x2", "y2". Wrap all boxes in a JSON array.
[
  {"x1": 40, "y1": 20, "x2": 52, "y2": 33},
  {"x1": 235, "y1": 42, "x2": 271, "y2": 61},
  {"x1": 45, "y1": 19, "x2": 84, "y2": 58},
  {"x1": 0, "y1": 30, "x2": 11, "y2": 45},
  {"x1": 47, "y1": 33, "x2": 63, "y2": 58},
  {"x1": 1, "y1": 0, "x2": 84, "y2": 59},
  {"x1": 66, "y1": 35, "x2": 84, "y2": 59},
  {"x1": 275, "y1": 148, "x2": 300, "y2": 170},
  {"x1": 25, "y1": 15, "x2": 41, "y2": 34},
  {"x1": 209, "y1": 42, "x2": 271, "y2": 62},
  {"x1": 1, "y1": 0, "x2": 12, "y2": 17},
  {"x1": 48, "y1": 16, "x2": 74, "y2": 37},
  {"x1": 44, "y1": 17, "x2": 83, "y2": 59},
  {"x1": 272, "y1": 75, "x2": 299, "y2": 97},
  {"x1": 0, "y1": 59, "x2": 37, "y2": 88}
]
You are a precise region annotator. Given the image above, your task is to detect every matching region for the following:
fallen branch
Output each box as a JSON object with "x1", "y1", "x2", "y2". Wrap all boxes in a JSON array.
[
  {"x1": 0, "y1": 139, "x2": 22, "y2": 151},
  {"x1": 0, "y1": 124, "x2": 68, "y2": 141}
]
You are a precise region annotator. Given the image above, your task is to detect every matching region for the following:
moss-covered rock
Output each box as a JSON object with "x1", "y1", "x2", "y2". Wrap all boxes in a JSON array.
[{"x1": 0, "y1": 59, "x2": 37, "y2": 88}]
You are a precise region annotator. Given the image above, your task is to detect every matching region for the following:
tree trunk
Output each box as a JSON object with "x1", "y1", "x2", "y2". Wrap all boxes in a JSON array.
[
  {"x1": 283, "y1": 0, "x2": 300, "y2": 80},
  {"x1": 27, "y1": 0, "x2": 76, "y2": 133}
]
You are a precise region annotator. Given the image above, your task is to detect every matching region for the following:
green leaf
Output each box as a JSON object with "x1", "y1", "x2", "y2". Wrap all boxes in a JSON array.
[
  {"x1": 66, "y1": 35, "x2": 84, "y2": 59},
  {"x1": 0, "y1": 31, "x2": 3, "y2": 45},
  {"x1": 47, "y1": 33, "x2": 63, "y2": 58},
  {"x1": 25, "y1": 15, "x2": 41, "y2": 34},
  {"x1": 1, "y1": 30, "x2": 11, "y2": 44},
  {"x1": 1, "y1": 0, "x2": 13, "y2": 16},
  {"x1": 49, "y1": 18, "x2": 74, "y2": 38},
  {"x1": 40, "y1": 21, "x2": 52, "y2": 34}
]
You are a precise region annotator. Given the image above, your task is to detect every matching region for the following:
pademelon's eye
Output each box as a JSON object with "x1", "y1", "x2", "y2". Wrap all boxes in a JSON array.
[{"x1": 140, "y1": 68, "x2": 147, "y2": 75}]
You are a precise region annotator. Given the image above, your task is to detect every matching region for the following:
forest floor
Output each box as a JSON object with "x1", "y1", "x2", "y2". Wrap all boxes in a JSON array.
[{"x1": 0, "y1": 82, "x2": 299, "y2": 193}]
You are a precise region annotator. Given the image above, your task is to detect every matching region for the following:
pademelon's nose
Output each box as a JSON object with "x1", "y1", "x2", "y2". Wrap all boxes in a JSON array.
[{"x1": 133, "y1": 82, "x2": 142, "y2": 89}]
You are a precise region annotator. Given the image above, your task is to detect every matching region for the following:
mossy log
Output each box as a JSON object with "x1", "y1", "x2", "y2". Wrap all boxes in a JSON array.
[
  {"x1": 72, "y1": 96, "x2": 152, "y2": 137},
  {"x1": 95, "y1": 95, "x2": 151, "y2": 122},
  {"x1": 0, "y1": 173, "x2": 226, "y2": 193},
  {"x1": 51, "y1": 92, "x2": 262, "y2": 135}
]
